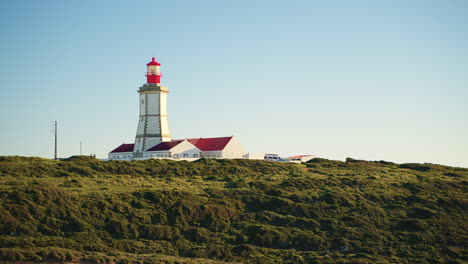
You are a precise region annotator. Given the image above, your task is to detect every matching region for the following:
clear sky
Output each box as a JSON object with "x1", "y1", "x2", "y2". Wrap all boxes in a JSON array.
[{"x1": 0, "y1": 0, "x2": 467, "y2": 167}]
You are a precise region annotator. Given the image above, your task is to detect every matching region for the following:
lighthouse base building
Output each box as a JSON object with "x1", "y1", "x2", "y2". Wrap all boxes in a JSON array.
[
  {"x1": 109, "y1": 136, "x2": 244, "y2": 160},
  {"x1": 108, "y1": 58, "x2": 244, "y2": 160}
]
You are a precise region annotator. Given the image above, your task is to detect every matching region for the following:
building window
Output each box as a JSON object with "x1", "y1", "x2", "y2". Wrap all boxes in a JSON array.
[
  {"x1": 174, "y1": 154, "x2": 178, "y2": 158},
  {"x1": 193, "y1": 154, "x2": 198, "y2": 158},
  {"x1": 183, "y1": 154, "x2": 188, "y2": 158},
  {"x1": 142, "y1": 99, "x2": 144, "y2": 104}
]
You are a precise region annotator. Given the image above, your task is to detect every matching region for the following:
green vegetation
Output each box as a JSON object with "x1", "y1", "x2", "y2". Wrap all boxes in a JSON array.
[{"x1": 0, "y1": 156, "x2": 466, "y2": 263}]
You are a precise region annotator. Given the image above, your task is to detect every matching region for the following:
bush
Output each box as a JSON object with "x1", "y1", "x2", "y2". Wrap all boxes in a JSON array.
[{"x1": 399, "y1": 163, "x2": 432, "y2": 172}]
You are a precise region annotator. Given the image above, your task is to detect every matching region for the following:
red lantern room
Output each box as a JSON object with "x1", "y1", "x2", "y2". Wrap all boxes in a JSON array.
[{"x1": 146, "y1": 57, "x2": 162, "y2": 84}]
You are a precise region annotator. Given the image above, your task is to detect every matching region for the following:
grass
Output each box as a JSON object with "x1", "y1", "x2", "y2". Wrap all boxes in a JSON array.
[{"x1": 0, "y1": 156, "x2": 466, "y2": 263}]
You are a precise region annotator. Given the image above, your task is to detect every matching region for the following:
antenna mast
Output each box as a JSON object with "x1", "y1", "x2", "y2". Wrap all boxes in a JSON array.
[{"x1": 54, "y1": 121, "x2": 57, "y2": 160}]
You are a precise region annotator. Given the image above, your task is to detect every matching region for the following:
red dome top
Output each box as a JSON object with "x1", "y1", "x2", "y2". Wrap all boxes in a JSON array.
[{"x1": 147, "y1": 57, "x2": 161, "y2": 66}]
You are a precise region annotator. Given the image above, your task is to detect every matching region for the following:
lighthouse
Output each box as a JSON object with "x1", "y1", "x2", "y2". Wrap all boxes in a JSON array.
[
  {"x1": 108, "y1": 57, "x2": 245, "y2": 161},
  {"x1": 133, "y1": 57, "x2": 171, "y2": 157}
]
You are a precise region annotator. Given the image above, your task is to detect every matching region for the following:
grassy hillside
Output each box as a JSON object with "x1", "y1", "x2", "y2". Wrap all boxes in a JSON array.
[{"x1": 0, "y1": 156, "x2": 466, "y2": 263}]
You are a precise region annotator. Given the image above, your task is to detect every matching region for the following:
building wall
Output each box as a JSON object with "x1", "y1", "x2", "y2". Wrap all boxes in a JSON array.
[
  {"x1": 143, "y1": 151, "x2": 170, "y2": 158},
  {"x1": 159, "y1": 92, "x2": 171, "y2": 141},
  {"x1": 169, "y1": 140, "x2": 200, "y2": 158},
  {"x1": 201, "y1": 151, "x2": 223, "y2": 158},
  {"x1": 221, "y1": 136, "x2": 244, "y2": 158},
  {"x1": 147, "y1": 92, "x2": 160, "y2": 114},
  {"x1": 243, "y1": 153, "x2": 266, "y2": 160},
  {"x1": 109, "y1": 152, "x2": 133, "y2": 160}
]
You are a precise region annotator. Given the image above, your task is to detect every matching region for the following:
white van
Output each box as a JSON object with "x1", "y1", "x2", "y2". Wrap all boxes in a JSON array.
[{"x1": 264, "y1": 154, "x2": 282, "y2": 161}]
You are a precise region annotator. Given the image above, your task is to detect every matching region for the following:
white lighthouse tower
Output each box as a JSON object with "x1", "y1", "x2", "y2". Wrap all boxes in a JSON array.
[{"x1": 133, "y1": 57, "x2": 171, "y2": 157}]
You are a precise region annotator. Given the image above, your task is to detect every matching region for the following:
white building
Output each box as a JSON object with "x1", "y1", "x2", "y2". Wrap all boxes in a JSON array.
[
  {"x1": 287, "y1": 155, "x2": 317, "y2": 163},
  {"x1": 109, "y1": 144, "x2": 134, "y2": 160},
  {"x1": 243, "y1": 153, "x2": 265, "y2": 160},
  {"x1": 187, "y1": 136, "x2": 244, "y2": 159},
  {"x1": 109, "y1": 136, "x2": 244, "y2": 160},
  {"x1": 144, "y1": 139, "x2": 200, "y2": 159}
]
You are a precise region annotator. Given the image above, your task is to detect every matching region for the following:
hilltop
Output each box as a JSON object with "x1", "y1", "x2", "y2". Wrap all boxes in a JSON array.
[{"x1": 0, "y1": 156, "x2": 466, "y2": 263}]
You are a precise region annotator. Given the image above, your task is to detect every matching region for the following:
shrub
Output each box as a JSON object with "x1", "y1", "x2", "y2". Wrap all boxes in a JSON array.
[{"x1": 399, "y1": 163, "x2": 432, "y2": 172}]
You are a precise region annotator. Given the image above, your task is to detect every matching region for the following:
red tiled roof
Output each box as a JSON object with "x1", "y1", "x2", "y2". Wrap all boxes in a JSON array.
[
  {"x1": 146, "y1": 140, "x2": 183, "y2": 151},
  {"x1": 187, "y1": 136, "x2": 233, "y2": 151},
  {"x1": 287, "y1": 155, "x2": 313, "y2": 159},
  {"x1": 111, "y1": 136, "x2": 233, "y2": 154},
  {"x1": 110, "y1": 143, "x2": 134, "y2": 153},
  {"x1": 147, "y1": 57, "x2": 161, "y2": 66}
]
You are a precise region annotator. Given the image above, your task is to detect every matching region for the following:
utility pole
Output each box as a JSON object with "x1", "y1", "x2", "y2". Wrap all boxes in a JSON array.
[
  {"x1": 80, "y1": 141, "x2": 82, "y2": 155},
  {"x1": 54, "y1": 121, "x2": 57, "y2": 160}
]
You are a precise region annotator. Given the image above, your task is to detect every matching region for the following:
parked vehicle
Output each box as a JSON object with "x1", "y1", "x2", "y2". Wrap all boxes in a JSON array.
[{"x1": 264, "y1": 154, "x2": 286, "y2": 162}]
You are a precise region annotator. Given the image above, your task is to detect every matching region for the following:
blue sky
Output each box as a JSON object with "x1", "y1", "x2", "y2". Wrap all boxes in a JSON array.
[{"x1": 0, "y1": 0, "x2": 467, "y2": 167}]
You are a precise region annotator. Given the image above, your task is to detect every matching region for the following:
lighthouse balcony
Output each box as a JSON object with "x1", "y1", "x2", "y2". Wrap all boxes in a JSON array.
[{"x1": 139, "y1": 84, "x2": 169, "y2": 93}]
